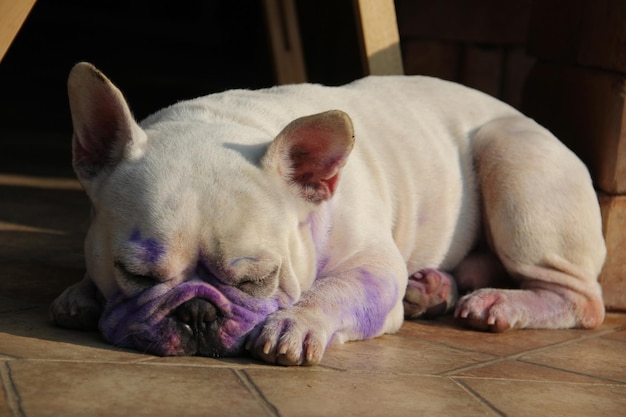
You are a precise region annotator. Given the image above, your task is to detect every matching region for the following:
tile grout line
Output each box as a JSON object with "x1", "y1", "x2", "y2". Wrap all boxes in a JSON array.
[
  {"x1": 437, "y1": 327, "x2": 625, "y2": 377},
  {"x1": 234, "y1": 369, "x2": 282, "y2": 417},
  {"x1": 453, "y1": 374, "x2": 626, "y2": 388},
  {"x1": 451, "y1": 377, "x2": 507, "y2": 417},
  {"x1": 438, "y1": 356, "x2": 512, "y2": 377},
  {"x1": 514, "y1": 359, "x2": 626, "y2": 385},
  {"x1": 0, "y1": 361, "x2": 25, "y2": 417}
]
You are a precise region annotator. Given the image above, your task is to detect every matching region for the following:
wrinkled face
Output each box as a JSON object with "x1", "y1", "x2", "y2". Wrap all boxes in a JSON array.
[{"x1": 86, "y1": 125, "x2": 315, "y2": 357}]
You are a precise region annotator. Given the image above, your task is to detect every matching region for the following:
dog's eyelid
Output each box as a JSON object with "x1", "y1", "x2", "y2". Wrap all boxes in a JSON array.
[
  {"x1": 235, "y1": 264, "x2": 280, "y2": 296},
  {"x1": 114, "y1": 260, "x2": 164, "y2": 284},
  {"x1": 240, "y1": 264, "x2": 279, "y2": 284}
]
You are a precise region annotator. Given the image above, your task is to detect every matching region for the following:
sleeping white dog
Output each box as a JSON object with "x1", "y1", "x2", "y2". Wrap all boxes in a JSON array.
[{"x1": 50, "y1": 62, "x2": 606, "y2": 365}]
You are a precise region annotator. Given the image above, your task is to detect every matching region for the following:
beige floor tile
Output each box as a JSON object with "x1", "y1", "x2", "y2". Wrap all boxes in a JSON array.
[
  {"x1": 602, "y1": 329, "x2": 626, "y2": 343},
  {"x1": 0, "y1": 307, "x2": 149, "y2": 362},
  {"x1": 0, "y1": 393, "x2": 8, "y2": 416},
  {"x1": 0, "y1": 332, "x2": 148, "y2": 363},
  {"x1": 320, "y1": 331, "x2": 495, "y2": 374},
  {"x1": 10, "y1": 361, "x2": 267, "y2": 417},
  {"x1": 0, "y1": 368, "x2": 11, "y2": 416},
  {"x1": 144, "y1": 354, "x2": 266, "y2": 369},
  {"x1": 459, "y1": 378, "x2": 626, "y2": 417},
  {"x1": 520, "y1": 338, "x2": 626, "y2": 383},
  {"x1": 398, "y1": 319, "x2": 588, "y2": 356},
  {"x1": 450, "y1": 359, "x2": 609, "y2": 383},
  {"x1": 246, "y1": 368, "x2": 498, "y2": 417}
]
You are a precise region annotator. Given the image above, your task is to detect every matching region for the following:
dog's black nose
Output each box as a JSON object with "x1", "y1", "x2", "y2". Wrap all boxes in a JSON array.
[
  {"x1": 174, "y1": 298, "x2": 224, "y2": 357},
  {"x1": 176, "y1": 298, "x2": 218, "y2": 325}
]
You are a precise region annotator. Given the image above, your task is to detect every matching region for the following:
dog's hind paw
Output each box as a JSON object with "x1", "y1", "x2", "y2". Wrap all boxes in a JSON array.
[
  {"x1": 49, "y1": 277, "x2": 103, "y2": 330},
  {"x1": 403, "y1": 269, "x2": 458, "y2": 319},
  {"x1": 453, "y1": 288, "x2": 516, "y2": 332},
  {"x1": 245, "y1": 308, "x2": 329, "y2": 366},
  {"x1": 454, "y1": 287, "x2": 604, "y2": 332}
]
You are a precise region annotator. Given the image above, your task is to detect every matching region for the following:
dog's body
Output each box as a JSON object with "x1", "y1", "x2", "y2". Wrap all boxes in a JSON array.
[{"x1": 51, "y1": 63, "x2": 606, "y2": 365}]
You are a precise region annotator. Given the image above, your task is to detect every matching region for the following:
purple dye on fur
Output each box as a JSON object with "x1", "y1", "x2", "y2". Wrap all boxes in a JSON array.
[
  {"x1": 351, "y1": 268, "x2": 399, "y2": 339},
  {"x1": 129, "y1": 228, "x2": 166, "y2": 264}
]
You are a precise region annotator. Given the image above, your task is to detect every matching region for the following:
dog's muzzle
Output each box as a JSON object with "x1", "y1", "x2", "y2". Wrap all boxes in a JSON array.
[{"x1": 98, "y1": 280, "x2": 288, "y2": 357}]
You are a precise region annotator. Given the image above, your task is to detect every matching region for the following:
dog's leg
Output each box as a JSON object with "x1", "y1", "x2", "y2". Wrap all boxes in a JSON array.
[
  {"x1": 455, "y1": 116, "x2": 606, "y2": 332},
  {"x1": 453, "y1": 250, "x2": 510, "y2": 292},
  {"x1": 49, "y1": 275, "x2": 103, "y2": 330},
  {"x1": 246, "y1": 253, "x2": 406, "y2": 365}
]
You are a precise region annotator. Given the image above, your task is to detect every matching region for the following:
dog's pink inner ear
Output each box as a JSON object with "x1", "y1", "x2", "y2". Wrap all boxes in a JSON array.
[
  {"x1": 264, "y1": 110, "x2": 355, "y2": 204},
  {"x1": 72, "y1": 97, "x2": 130, "y2": 178},
  {"x1": 68, "y1": 63, "x2": 137, "y2": 180}
]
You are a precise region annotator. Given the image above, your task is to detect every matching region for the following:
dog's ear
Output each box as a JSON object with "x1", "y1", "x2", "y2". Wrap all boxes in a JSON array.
[
  {"x1": 262, "y1": 110, "x2": 355, "y2": 204},
  {"x1": 68, "y1": 62, "x2": 146, "y2": 185}
]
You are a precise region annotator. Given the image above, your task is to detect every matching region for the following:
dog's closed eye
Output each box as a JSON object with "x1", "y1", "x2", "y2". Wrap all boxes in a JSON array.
[
  {"x1": 114, "y1": 261, "x2": 161, "y2": 290},
  {"x1": 236, "y1": 266, "x2": 279, "y2": 296}
]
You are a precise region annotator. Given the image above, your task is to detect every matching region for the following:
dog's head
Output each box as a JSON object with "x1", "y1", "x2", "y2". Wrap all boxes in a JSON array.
[{"x1": 68, "y1": 63, "x2": 354, "y2": 356}]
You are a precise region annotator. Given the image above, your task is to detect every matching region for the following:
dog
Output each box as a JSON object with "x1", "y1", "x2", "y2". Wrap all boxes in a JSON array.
[{"x1": 50, "y1": 62, "x2": 606, "y2": 365}]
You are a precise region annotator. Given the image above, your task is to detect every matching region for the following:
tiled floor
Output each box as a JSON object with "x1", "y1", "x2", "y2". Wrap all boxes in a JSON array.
[{"x1": 1, "y1": 131, "x2": 625, "y2": 417}]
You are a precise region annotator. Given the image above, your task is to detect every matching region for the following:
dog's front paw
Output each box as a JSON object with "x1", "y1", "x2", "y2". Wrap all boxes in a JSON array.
[
  {"x1": 49, "y1": 278, "x2": 103, "y2": 330},
  {"x1": 245, "y1": 308, "x2": 330, "y2": 366}
]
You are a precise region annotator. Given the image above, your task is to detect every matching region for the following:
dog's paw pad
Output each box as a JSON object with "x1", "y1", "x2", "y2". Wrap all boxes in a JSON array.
[
  {"x1": 454, "y1": 289, "x2": 514, "y2": 332},
  {"x1": 49, "y1": 279, "x2": 103, "y2": 330},
  {"x1": 403, "y1": 269, "x2": 458, "y2": 319}
]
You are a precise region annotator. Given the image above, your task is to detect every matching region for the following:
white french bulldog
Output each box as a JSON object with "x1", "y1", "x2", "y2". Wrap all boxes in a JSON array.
[{"x1": 50, "y1": 62, "x2": 606, "y2": 365}]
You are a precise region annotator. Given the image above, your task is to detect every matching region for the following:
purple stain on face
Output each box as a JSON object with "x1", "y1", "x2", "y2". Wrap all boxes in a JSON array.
[
  {"x1": 129, "y1": 228, "x2": 166, "y2": 264},
  {"x1": 99, "y1": 262, "x2": 291, "y2": 357}
]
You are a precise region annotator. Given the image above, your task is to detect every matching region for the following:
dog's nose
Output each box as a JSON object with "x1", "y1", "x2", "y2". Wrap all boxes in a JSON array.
[{"x1": 175, "y1": 298, "x2": 218, "y2": 325}]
